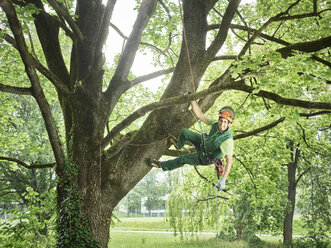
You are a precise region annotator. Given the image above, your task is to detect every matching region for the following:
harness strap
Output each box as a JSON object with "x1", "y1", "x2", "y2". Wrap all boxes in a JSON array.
[{"x1": 214, "y1": 158, "x2": 225, "y2": 180}]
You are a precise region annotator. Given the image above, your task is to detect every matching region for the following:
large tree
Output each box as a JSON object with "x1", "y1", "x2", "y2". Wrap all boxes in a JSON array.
[{"x1": 0, "y1": 0, "x2": 330, "y2": 247}]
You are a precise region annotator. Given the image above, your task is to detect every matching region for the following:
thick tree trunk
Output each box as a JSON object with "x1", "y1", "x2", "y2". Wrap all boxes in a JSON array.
[{"x1": 70, "y1": 92, "x2": 107, "y2": 246}]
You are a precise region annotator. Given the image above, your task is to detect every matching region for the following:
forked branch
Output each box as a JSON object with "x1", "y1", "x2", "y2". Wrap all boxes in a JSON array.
[
  {"x1": 2, "y1": 29, "x2": 71, "y2": 96},
  {"x1": 46, "y1": 0, "x2": 83, "y2": 41}
]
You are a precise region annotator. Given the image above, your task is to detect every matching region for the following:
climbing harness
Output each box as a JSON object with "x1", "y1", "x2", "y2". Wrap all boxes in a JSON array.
[{"x1": 197, "y1": 118, "x2": 226, "y2": 180}]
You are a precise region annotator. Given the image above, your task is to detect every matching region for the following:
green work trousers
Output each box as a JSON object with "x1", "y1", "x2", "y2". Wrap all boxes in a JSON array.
[{"x1": 161, "y1": 129, "x2": 208, "y2": 171}]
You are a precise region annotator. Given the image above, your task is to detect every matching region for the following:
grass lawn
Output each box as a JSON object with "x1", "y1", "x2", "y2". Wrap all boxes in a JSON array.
[
  {"x1": 110, "y1": 216, "x2": 331, "y2": 247},
  {"x1": 112, "y1": 216, "x2": 307, "y2": 235},
  {"x1": 110, "y1": 217, "x2": 286, "y2": 247},
  {"x1": 112, "y1": 217, "x2": 174, "y2": 231},
  {"x1": 109, "y1": 231, "x2": 284, "y2": 248}
]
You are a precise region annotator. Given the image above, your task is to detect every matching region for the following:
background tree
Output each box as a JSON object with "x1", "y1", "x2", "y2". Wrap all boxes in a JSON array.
[
  {"x1": 0, "y1": 0, "x2": 330, "y2": 247},
  {"x1": 120, "y1": 169, "x2": 168, "y2": 216},
  {"x1": 138, "y1": 170, "x2": 168, "y2": 215},
  {"x1": 0, "y1": 96, "x2": 57, "y2": 246}
]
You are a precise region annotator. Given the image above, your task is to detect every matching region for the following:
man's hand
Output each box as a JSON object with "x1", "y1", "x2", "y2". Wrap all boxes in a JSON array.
[
  {"x1": 216, "y1": 178, "x2": 226, "y2": 191},
  {"x1": 190, "y1": 100, "x2": 211, "y2": 125}
]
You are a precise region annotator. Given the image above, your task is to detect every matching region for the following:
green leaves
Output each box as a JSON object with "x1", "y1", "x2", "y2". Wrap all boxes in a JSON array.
[{"x1": 0, "y1": 188, "x2": 56, "y2": 248}]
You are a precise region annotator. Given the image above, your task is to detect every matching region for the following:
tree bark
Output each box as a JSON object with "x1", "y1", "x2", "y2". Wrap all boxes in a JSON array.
[{"x1": 283, "y1": 143, "x2": 300, "y2": 246}]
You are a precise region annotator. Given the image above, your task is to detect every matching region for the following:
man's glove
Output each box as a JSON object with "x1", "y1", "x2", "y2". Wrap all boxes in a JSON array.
[{"x1": 216, "y1": 178, "x2": 226, "y2": 191}]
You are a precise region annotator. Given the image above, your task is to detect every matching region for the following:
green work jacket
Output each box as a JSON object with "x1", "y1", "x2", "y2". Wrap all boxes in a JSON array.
[{"x1": 201, "y1": 123, "x2": 233, "y2": 160}]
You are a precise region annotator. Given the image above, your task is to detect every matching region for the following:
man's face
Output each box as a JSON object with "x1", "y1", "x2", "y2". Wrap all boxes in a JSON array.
[{"x1": 218, "y1": 117, "x2": 231, "y2": 132}]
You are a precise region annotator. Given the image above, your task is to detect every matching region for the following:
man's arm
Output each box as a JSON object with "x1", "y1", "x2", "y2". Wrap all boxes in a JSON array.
[
  {"x1": 190, "y1": 100, "x2": 211, "y2": 125},
  {"x1": 216, "y1": 155, "x2": 232, "y2": 191},
  {"x1": 223, "y1": 155, "x2": 232, "y2": 179}
]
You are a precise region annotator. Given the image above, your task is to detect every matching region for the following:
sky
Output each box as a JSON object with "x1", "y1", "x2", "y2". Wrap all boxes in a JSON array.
[{"x1": 105, "y1": 1, "x2": 152, "y2": 75}]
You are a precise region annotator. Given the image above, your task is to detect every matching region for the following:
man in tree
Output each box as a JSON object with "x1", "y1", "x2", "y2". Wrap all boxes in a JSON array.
[{"x1": 150, "y1": 100, "x2": 234, "y2": 191}]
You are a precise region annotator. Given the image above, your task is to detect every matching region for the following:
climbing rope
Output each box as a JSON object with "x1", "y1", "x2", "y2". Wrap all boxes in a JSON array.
[
  {"x1": 216, "y1": 189, "x2": 219, "y2": 244},
  {"x1": 177, "y1": 0, "x2": 196, "y2": 93}
]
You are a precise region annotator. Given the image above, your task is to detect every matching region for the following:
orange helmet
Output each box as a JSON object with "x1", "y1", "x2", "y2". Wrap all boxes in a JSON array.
[{"x1": 219, "y1": 106, "x2": 235, "y2": 123}]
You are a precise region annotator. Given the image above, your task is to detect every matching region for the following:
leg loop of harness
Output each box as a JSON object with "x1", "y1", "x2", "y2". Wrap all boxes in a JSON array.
[{"x1": 214, "y1": 158, "x2": 225, "y2": 180}]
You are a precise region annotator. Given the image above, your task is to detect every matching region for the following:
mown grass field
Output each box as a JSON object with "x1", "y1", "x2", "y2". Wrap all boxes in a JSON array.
[
  {"x1": 109, "y1": 231, "x2": 284, "y2": 248},
  {"x1": 109, "y1": 217, "x2": 286, "y2": 247},
  {"x1": 111, "y1": 215, "x2": 307, "y2": 235}
]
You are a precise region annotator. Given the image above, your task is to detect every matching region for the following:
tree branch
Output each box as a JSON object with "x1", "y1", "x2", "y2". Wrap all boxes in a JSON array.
[
  {"x1": 129, "y1": 67, "x2": 175, "y2": 87},
  {"x1": 237, "y1": 3, "x2": 321, "y2": 57},
  {"x1": 209, "y1": 23, "x2": 290, "y2": 46},
  {"x1": 213, "y1": 55, "x2": 238, "y2": 61},
  {"x1": 95, "y1": 0, "x2": 117, "y2": 60},
  {"x1": 109, "y1": 22, "x2": 167, "y2": 55},
  {"x1": 109, "y1": 22, "x2": 127, "y2": 39},
  {"x1": 296, "y1": 122, "x2": 311, "y2": 151},
  {"x1": 194, "y1": 166, "x2": 216, "y2": 187},
  {"x1": 213, "y1": 25, "x2": 331, "y2": 67},
  {"x1": 194, "y1": 194, "x2": 229, "y2": 203},
  {"x1": 233, "y1": 155, "x2": 257, "y2": 197},
  {"x1": 227, "y1": 81, "x2": 331, "y2": 110},
  {"x1": 299, "y1": 111, "x2": 331, "y2": 118},
  {"x1": 233, "y1": 117, "x2": 286, "y2": 140},
  {"x1": 295, "y1": 167, "x2": 311, "y2": 186},
  {"x1": 0, "y1": 83, "x2": 32, "y2": 95},
  {"x1": 32, "y1": 56, "x2": 72, "y2": 95},
  {"x1": 108, "y1": 0, "x2": 158, "y2": 83},
  {"x1": 205, "y1": 0, "x2": 241, "y2": 60},
  {"x1": 2, "y1": 28, "x2": 71, "y2": 96},
  {"x1": 0, "y1": 156, "x2": 55, "y2": 169},
  {"x1": 158, "y1": 0, "x2": 171, "y2": 19},
  {"x1": 277, "y1": 36, "x2": 331, "y2": 58},
  {"x1": 208, "y1": 7, "x2": 324, "y2": 74},
  {"x1": 46, "y1": 0, "x2": 83, "y2": 41},
  {"x1": 310, "y1": 55, "x2": 331, "y2": 68},
  {"x1": 0, "y1": 191, "x2": 18, "y2": 197}
]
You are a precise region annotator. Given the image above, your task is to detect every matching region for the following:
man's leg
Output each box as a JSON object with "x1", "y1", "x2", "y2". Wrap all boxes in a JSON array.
[
  {"x1": 177, "y1": 128, "x2": 201, "y2": 149},
  {"x1": 161, "y1": 152, "x2": 202, "y2": 171}
]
